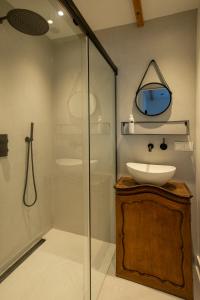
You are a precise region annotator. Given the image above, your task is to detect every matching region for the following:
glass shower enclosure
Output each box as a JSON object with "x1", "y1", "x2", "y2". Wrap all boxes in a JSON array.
[{"x1": 0, "y1": 0, "x2": 117, "y2": 299}]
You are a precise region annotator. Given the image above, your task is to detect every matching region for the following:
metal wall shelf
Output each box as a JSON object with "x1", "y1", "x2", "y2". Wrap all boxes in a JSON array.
[
  {"x1": 56, "y1": 122, "x2": 111, "y2": 135},
  {"x1": 121, "y1": 120, "x2": 189, "y2": 135}
]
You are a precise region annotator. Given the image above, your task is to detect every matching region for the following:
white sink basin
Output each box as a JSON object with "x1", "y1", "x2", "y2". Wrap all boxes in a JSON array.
[
  {"x1": 56, "y1": 158, "x2": 98, "y2": 167},
  {"x1": 56, "y1": 158, "x2": 98, "y2": 175},
  {"x1": 126, "y1": 162, "x2": 176, "y2": 186}
]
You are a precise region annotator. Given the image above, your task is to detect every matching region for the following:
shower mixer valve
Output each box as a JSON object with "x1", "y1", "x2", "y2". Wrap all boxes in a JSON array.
[{"x1": 0, "y1": 134, "x2": 8, "y2": 157}]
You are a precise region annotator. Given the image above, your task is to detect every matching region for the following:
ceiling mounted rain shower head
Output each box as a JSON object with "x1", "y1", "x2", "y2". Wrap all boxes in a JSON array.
[{"x1": 0, "y1": 9, "x2": 49, "y2": 36}]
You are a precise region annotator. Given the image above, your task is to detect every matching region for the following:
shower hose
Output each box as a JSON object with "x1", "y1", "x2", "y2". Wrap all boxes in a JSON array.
[{"x1": 23, "y1": 123, "x2": 38, "y2": 207}]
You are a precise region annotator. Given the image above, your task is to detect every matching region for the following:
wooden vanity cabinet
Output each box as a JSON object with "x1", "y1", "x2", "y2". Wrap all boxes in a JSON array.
[{"x1": 115, "y1": 177, "x2": 193, "y2": 300}]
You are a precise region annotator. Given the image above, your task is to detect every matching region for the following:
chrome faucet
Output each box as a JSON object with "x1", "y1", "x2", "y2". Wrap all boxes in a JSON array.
[{"x1": 148, "y1": 143, "x2": 154, "y2": 152}]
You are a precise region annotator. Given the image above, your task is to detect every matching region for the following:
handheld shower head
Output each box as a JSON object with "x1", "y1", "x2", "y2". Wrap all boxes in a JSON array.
[{"x1": 0, "y1": 9, "x2": 49, "y2": 36}]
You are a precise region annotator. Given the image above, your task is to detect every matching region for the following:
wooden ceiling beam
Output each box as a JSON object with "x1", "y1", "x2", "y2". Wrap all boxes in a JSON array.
[{"x1": 132, "y1": 0, "x2": 144, "y2": 27}]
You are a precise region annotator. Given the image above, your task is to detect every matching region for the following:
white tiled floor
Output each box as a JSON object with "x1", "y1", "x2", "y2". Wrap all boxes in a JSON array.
[
  {"x1": 0, "y1": 229, "x2": 199, "y2": 300},
  {"x1": 98, "y1": 256, "x2": 200, "y2": 300},
  {"x1": 0, "y1": 229, "x2": 115, "y2": 300}
]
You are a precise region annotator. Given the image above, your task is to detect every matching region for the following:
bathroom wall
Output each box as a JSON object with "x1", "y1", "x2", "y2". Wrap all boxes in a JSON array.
[
  {"x1": 0, "y1": 1, "x2": 53, "y2": 273},
  {"x1": 96, "y1": 10, "x2": 197, "y2": 244},
  {"x1": 51, "y1": 35, "x2": 89, "y2": 235},
  {"x1": 89, "y1": 40, "x2": 116, "y2": 243},
  {"x1": 195, "y1": 7, "x2": 200, "y2": 269}
]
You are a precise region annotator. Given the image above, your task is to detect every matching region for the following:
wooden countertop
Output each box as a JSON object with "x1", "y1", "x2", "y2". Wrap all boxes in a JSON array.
[{"x1": 114, "y1": 177, "x2": 193, "y2": 199}]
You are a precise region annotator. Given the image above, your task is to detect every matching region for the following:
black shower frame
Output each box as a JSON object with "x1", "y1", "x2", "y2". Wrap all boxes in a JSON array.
[
  {"x1": 60, "y1": 1, "x2": 118, "y2": 300},
  {"x1": 60, "y1": 0, "x2": 118, "y2": 176},
  {"x1": 60, "y1": 0, "x2": 118, "y2": 75}
]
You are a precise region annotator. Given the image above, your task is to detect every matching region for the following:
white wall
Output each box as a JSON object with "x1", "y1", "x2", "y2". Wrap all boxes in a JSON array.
[
  {"x1": 0, "y1": 1, "x2": 53, "y2": 273},
  {"x1": 96, "y1": 10, "x2": 197, "y2": 247},
  {"x1": 195, "y1": 7, "x2": 200, "y2": 265},
  {"x1": 89, "y1": 40, "x2": 116, "y2": 243},
  {"x1": 51, "y1": 35, "x2": 88, "y2": 235}
]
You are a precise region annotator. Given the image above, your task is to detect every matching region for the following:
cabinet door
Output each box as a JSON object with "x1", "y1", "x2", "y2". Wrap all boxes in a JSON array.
[{"x1": 116, "y1": 192, "x2": 193, "y2": 300}]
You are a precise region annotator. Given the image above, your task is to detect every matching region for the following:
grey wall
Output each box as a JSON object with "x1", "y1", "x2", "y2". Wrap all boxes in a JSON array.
[
  {"x1": 0, "y1": 1, "x2": 53, "y2": 273},
  {"x1": 196, "y1": 7, "x2": 200, "y2": 263},
  {"x1": 96, "y1": 10, "x2": 197, "y2": 245},
  {"x1": 51, "y1": 35, "x2": 89, "y2": 235}
]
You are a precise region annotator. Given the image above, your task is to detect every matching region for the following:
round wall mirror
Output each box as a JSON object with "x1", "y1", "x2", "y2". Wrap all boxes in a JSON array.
[
  {"x1": 135, "y1": 82, "x2": 172, "y2": 116},
  {"x1": 68, "y1": 92, "x2": 97, "y2": 118}
]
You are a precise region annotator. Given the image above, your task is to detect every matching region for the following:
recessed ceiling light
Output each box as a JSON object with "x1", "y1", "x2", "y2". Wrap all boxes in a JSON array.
[
  {"x1": 48, "y1": 19, "x2": 53, "y2": 25},
  {"x1": 58, "y1": 10, "x2": 64, "y2": 16}
]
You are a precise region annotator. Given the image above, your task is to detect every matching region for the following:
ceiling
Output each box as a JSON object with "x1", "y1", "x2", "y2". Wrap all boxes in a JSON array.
[
  {"x1": 4, "y1": 0, "x2": 199, "y2": 40},
  {"x1": 73, "y1": 0, "x2": 200, "y2": 31},
  {"x1": 6, "y1": 0, "x2": 81, "y2": 39}
]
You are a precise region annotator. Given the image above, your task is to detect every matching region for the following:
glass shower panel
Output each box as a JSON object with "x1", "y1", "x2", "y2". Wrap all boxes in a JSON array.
[
  {"x1": 0, "y1": 1, "x2": 90, "y2": 299},
  {"x1": 89, "y1": 40, "x2": 116, "y2": 300}
]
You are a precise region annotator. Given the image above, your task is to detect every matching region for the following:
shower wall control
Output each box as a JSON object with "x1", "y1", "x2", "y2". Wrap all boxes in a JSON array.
[{"x1": 0, "y1": 134, "x2": 8, "y2": 157}]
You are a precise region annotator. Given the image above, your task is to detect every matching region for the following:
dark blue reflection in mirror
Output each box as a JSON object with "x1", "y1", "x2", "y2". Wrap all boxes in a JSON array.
[{"x1": 136, "y1": 83, "x2": 171, "y2": 116}]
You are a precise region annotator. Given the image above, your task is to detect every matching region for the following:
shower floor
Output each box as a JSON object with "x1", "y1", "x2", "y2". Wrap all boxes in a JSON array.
[
  {"x1": 0, "y1": 229, "x2": 115, "y2": 300},
  {"x1": 98, "y1": 256, "x2": 200, "y2": 300}
]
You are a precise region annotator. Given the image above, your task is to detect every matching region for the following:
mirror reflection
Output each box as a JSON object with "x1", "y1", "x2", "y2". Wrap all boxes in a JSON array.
[{"x1": 135, "y1": 83, "x2": 171, "y2": 116}]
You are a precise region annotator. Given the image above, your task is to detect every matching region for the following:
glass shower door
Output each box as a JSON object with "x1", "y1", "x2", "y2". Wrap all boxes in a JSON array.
[
  {"x1": 88, "y1": 40, "x2": 116, "y2": 300},
  {"x1": 0, "y1": 1, "x2": 90, "y2": 299}
]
